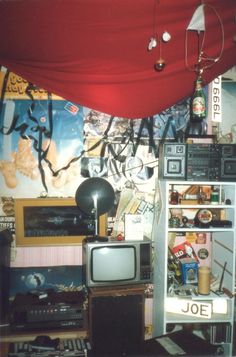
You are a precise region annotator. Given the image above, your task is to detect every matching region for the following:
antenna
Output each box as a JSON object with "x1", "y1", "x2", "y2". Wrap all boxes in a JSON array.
[{"x1": 218, "y1": 261, "x2": 227, "y2": 294}]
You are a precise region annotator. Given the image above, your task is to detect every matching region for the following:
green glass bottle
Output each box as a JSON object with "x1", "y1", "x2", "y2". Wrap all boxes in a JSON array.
[{"x1": 191, "y1": 76, "x2": 206, "y2": 122}]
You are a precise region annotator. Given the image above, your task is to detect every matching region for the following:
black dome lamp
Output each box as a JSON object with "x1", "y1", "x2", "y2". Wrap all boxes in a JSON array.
[{"x1": 75, "y1": 177, "x2": 115, "y2": 242}]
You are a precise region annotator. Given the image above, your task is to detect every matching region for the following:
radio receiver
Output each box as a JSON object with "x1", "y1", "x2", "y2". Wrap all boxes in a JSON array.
[{"x1": 159, "y1": 143, "x2": 236, "y2": 182}]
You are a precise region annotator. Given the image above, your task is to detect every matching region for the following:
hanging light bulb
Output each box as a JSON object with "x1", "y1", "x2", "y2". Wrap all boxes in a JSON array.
[
  {"x1": 154, "y1": 39, "x2": 166, "y2": 71},
  {"x1": 147, "y1": 1, "x2": 171, "y2": 71},
  {"x1": 154, "y1": 58, "x2": 166, "y2": 71}
]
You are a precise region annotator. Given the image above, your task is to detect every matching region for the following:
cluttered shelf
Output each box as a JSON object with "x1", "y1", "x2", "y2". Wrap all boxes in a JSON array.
[{"x1": 153, "y1": 180, "x2": 236, "y2": 357}]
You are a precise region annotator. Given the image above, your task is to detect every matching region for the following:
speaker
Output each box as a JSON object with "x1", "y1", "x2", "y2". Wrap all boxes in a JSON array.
[
  {"x1": 89, "y1": 291, "x2": 144, "y2": 354},
  {"x1": 159, "y1": 143, "x2": 186, "y2": 179}
]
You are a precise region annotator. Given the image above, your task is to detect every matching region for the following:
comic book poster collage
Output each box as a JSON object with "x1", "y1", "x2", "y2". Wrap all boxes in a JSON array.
[{"x1": 0, "y1": 69, "x2": 191, "y2": 238}]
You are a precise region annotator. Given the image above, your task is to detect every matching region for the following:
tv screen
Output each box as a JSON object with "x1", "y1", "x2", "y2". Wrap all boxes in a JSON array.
[{"x1": 92, "y1": 246, "x2": 136, "y2": 282}]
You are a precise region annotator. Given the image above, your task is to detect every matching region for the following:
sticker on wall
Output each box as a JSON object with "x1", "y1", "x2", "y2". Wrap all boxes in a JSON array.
[
  {"x1": 10, "y1": 266, "x2": 83, "y2": 298},
  {"x1": 80, "y1": 157, "x2": 108, "y2": 178}
]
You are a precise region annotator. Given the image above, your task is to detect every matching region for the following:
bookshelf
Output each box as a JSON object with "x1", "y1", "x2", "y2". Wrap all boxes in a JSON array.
[{"x1": 153, "y1": 181, "x2": 235, "y2": 356}]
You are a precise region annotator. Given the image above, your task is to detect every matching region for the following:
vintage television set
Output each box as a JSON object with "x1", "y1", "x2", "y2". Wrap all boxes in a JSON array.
[{"x1": 82, "y1": 238, "x2": 152, "y2": 287}]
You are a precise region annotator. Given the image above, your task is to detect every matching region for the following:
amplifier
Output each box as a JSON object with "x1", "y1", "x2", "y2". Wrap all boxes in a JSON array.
[
  {"x1": 10, "y1": 290, "x2": 85, "y2": 331},
  {"x1": 159, "y1": 143, "x2": 236, "y2": 181},
  {"x1": 186, "y1": 143, "x2": 220, "y2": 181}
]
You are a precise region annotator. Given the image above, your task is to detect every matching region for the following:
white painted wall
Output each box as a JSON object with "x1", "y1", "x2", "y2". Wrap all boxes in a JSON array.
[{"x1": 220, "y1": 66, "x2": 236, "y2": 141}]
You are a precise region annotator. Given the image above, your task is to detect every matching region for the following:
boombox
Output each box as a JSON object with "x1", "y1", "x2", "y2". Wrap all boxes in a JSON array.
[{"x1": 159, "y1": 143, "x2": 236, "y2": 181}]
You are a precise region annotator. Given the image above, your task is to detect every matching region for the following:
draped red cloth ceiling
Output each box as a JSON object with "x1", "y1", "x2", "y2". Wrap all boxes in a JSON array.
[{"x1": 0, "y1": 0, "x2": 235, "y2": 118}]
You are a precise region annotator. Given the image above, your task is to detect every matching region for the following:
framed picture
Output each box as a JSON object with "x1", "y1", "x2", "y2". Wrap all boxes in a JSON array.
[{"x1": 14, "y1": 198, "x2": 107, "y2": 246}]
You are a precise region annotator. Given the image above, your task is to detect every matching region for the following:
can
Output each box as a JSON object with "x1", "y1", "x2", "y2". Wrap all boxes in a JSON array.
[{"x1": 211, "y1": 191, "x2": 219, "y2": 205}]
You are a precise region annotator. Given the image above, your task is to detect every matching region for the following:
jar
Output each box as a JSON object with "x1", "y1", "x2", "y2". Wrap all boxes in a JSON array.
[
  {"x1": 198, "y1": 266, "x2": 210, "y2": 295},
  {"x1": 211, "y1": 190, "x2": 219, "y2": 205},
  {"x1": 170, "y1": 191, "x2": 179, "y2": 205}
]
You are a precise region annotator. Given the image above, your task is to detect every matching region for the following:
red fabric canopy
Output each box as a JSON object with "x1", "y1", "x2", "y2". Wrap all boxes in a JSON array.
[{"x1": 0, "y1": 0, "x2": 235, "y2": 118}]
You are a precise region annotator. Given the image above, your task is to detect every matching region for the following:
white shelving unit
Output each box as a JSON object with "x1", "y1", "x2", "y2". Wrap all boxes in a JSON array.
[{"x1": 153, "y1": 180, "x2": 236, "y2": 357}]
